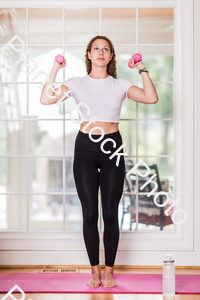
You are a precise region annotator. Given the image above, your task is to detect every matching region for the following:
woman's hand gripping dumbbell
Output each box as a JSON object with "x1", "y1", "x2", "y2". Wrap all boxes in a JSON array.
[
  {"x1": 128, "y1": 53, "x2": 144, "y2": 69},
  {"x1": 54, "y1": 54, "x2": 66, "y2": 71}
]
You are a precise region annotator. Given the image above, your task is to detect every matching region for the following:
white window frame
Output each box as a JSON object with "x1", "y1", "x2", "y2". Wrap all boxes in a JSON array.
[{"x1": 0, "y1": 0, "x2": 193, "y2": 266}]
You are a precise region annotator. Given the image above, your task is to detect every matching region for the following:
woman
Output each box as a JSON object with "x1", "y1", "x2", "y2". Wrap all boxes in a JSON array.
[{"x1": 40, "y1": 35, "x2": 158, "y2": 288}]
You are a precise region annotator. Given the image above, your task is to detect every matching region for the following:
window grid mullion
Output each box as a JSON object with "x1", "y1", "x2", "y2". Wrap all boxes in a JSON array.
[
  {"x1": 135, "y1": 6, "x2": 139, "y2": 231},
  {"x1": 26, "y1": 7, "x2": 29, "y2": 232},
  {"x1": 62, "y1": 7, "x2": 66, "y2": 233}
]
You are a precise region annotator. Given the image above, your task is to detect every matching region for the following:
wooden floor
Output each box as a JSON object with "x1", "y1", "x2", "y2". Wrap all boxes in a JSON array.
[{"x1": 0, "y1": 266, "x2": 200, "y2": 299}]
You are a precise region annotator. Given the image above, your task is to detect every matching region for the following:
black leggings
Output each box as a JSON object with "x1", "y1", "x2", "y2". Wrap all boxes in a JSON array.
[{"x1": 73, "y1": 130, "x2": 125, "y2": 267}]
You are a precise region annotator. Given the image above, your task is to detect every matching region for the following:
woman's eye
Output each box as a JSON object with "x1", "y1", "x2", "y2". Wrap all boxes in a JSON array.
[{"x1": 94, "y1": 47, "x2": 109, "y2": 51}]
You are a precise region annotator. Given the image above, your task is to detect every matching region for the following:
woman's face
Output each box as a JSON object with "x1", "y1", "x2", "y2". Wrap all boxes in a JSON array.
[{"x1": 88, "y1": 39, "x2": 113, "y2": 66}]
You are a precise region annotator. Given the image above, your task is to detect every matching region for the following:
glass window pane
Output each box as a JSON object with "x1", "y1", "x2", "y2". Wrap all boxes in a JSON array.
[
  {"x1": 114, "y1": 157, "x2": 137, "y2": 231},
  {"x1": 138, "y1": 46, "x2": 174, "y2": 82},
  {"x1": 138, "y1": 192, "x2": 175, "y2": 231},
  {"x1": 138, "y1": 83, "x2": 174, "y2": 119},
  {"x1": 138, "y1": 8, "x2": 174, "y2": 44},
  {"x1": 1, "y1": 40, "x2": 33, "y2": 84},
  {"x1": 29, "y1": 8, "x2": 63, "y2": 44},
  {"x1": 115, "y1": 45, "x2": 137, "y2": 83},
  {"x1": 0, "y1": 158, "x2": 27, "y2": 193},
  {"x1": 0, "y1": 8, "x2": 26, "y2": 44},
  {"x1": 0, "y1": 194, "x2": 27, "y2": 231},
  {"x1": 29, "y1": 120, "x2": 63, "y2": 156},
  {"x1": 119, "y1": 120, "x2": 136, "y2": 156},
  {"x1": 0, "y1": 121, "x2": 27, "y2": 155},
  {"x1": 138, "y1": 120, "x2": 174, "y2": 156},
  {"x1": 1, "y1": 84, "x2": 27, "y2": 119},
  {"x1": 29, "y1": 158, "x2": 63, "y2": 193},
  {"x1": 29, "y1": 194, "x2": 63, "y2": 231},
  {"x1": 115, "y1": 45, "x2": 137, "y2": 119},
  {"x1": 65, "y1": 122, "x2": 80, "y2": 156},
  {"x1": 65, "y1": 158, "x2": 76, "y2": 193},
  {"x1": 64, "y1": 46, "x2": 89, "y2": 79},
  {"x1": 65, "y1": 8, "x2": 99, "y2": 44},
  {"x1": 137, "y1": 157, "x2": 174, "y2": 231},
  {"x1": 29, "y1": 84, "x2": 63, "y2": 119},
  {"x1": 138, "y1": 156, "x2": 174, "y2": 194},
  {"x1": 102, "y1": 8, "x2": 136, "y2": 44},
  {"x1": 121, "y1": 97, "x2": 136, "y2": 120},
  {"x1": 65, "y1": 194, "x2": 82, "y2": 231}
]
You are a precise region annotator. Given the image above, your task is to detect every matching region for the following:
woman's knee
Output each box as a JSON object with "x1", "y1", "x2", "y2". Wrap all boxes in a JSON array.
[
  {"x1": 83, "y1": 211, "x2": 99, "y2": 225},
  {"x1": 103, "y1": 210, "x2": 118, "y2": 225}
]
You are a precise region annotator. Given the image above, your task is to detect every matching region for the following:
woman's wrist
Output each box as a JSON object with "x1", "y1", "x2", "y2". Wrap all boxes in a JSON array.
[
  {"x1": 136, "y1": 61, "x2": 146, "y2": 71},
  {"x1": 52, "y1": 63, "x2": 60, "y2": 74}
]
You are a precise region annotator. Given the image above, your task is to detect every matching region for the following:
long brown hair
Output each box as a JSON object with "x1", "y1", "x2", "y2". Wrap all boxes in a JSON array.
[{"x1": 85, "y1": 35, "x2": 117, "y2": 79}]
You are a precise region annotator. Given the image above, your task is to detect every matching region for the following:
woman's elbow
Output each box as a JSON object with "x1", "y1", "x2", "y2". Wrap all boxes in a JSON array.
[
  {"x1": 40, "y1": 95, "x2": 54, "y2": 105},
  {"x1": 40, "y1": 89, "x2": 56, "y2": 105},
  {"x1": 40, "y1": 98, "x2": 47, "y2": 105},
  {"x1": 150, "y1": 97, "x2": 158, "y2": 104}
]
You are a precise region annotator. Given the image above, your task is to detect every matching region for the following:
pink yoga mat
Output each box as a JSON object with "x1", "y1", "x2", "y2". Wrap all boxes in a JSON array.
[{"x1": 0, "y1": 273, "x2": 199, "y2": 294}]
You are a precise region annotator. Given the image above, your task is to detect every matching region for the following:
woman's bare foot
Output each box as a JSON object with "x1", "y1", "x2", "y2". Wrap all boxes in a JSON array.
[
  {"x1": 87, "y1": 265, "x2": 102, "y2": 288},
  {"x1": 102, "y1": 265, "x2": 117, "y2": 288}
]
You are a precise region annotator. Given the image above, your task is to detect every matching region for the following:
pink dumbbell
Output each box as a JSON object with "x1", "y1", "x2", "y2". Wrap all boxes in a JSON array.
[
  {"x1": 128, "y1": 53, "x2": 142, "y2": 68},
  {"x1": 55, "y1": 54, "x2": 64, "y2": 64}
]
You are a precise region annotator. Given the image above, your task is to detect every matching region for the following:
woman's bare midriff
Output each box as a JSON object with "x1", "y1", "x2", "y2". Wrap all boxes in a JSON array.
[{"x1": 80, "y1": 121, "x2": 119, "y2": 135}]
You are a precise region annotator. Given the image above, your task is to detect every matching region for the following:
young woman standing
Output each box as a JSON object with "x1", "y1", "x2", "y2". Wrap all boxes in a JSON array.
[{"x1": 40, "y1": 35, "x2": 158, "y2": 288}]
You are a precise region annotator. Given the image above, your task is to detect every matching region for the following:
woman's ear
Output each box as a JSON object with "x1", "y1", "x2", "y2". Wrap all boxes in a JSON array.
[{"x1": 88, "y1": 51, "x2": 91, "y2": 60}]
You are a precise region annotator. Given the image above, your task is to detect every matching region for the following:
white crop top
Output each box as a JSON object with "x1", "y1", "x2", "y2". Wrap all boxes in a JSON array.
[{"x1": 62, "y1": 74, "x2": 135, "y2": 124}]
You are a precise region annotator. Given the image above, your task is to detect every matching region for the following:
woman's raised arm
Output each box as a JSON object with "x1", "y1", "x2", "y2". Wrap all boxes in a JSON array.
[{"x1": 40, "y1": 57, "x2": 70, "y2": 105}]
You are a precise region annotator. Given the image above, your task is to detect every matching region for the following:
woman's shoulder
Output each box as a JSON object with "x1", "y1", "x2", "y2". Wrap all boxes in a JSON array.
[
  {"x1": 64, "y1": 76, "x2": 80, "y2": 82},
  {"x1": 116, "y1": 77, "x2": 135, "y2": 86},
  {"x1": 63, "y1": 75, "x2": 85, "y2": 85}
]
